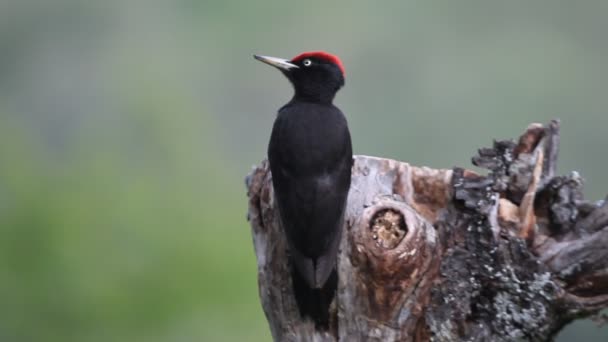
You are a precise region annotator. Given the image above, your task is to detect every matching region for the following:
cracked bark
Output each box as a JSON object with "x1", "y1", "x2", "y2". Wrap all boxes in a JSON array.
[{"x1": 245, "y1": 120, "x2": 608, "y2": 341}]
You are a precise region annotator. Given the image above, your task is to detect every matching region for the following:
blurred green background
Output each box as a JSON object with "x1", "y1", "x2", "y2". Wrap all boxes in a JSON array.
[{"x1": 0, "y1": 0, "x2": 606, "y2": 341}]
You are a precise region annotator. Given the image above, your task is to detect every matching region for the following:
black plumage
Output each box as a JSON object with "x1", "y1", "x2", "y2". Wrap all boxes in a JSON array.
[{"x1": 269, "y1": 101, "x2": 352, "y2": 285}]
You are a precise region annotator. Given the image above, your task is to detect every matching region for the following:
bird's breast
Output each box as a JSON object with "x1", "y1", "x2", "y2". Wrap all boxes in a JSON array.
[{"x1": 272, "y1": 106, "x2": 350, "y2": 176}]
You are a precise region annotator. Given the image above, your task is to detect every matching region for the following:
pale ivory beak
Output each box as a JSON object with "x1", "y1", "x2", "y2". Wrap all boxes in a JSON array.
[{"x1": 254, "y1": 54, "x2": 299, "y2": 71}]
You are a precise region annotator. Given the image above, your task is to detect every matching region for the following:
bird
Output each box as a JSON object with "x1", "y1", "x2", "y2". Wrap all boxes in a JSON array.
[{"x1": 254, "y1": 51, "x2": 353, "y2": 325}]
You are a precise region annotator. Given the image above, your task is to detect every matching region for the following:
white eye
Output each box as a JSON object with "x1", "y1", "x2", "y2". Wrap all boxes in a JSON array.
[{"x1": 303, "y1": 59, "x2": 312, "y2": 67}]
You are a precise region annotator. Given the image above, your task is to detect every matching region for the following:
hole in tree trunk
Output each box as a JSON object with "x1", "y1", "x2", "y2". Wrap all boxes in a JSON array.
[{"x1": 370, "y1": 209, "x2": 407, "y2": 249}]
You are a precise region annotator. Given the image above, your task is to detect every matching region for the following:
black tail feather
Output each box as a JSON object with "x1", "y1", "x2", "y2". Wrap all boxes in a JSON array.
[{"x1": 290, "y1": 258, "x2": 338, "y2": 330}]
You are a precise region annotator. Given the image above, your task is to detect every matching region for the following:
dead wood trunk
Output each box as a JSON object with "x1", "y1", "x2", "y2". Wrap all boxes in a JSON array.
[{"x1": 245, "y1": 120, "x2": 608, "y2": 341}]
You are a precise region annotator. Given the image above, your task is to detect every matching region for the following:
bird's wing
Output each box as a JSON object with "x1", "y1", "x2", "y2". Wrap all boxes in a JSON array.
[
  {"x1": 268, "y1": 104, "x2": 352, "y2": 288},
  {"x1": 275, "y1": 168, "x2": 350, "y2": 288}
]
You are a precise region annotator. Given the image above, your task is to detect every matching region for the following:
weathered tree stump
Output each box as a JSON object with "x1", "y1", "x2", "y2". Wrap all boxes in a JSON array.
[{"x1": 245, "y1": 120, "x2": 608, "y2": 341}]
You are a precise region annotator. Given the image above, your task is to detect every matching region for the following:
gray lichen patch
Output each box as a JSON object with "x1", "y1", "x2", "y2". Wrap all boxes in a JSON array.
[
  {"x1": 370, "y1": 209, "x2": 407, "y2": 249},
  {"x1": 481, "y1": 265, "x2": 557, "y2": 341}
]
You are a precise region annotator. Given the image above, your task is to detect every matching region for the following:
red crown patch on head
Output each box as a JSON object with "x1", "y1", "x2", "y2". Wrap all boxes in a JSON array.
[{"x1": 291, "y1": 51, "x2": 345, "y2": 76}]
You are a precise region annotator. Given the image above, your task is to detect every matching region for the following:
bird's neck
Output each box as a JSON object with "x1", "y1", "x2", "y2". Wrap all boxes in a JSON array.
[
  {"x1": 290, "y1": 80, "x2": 339, "y2": 104},
  {"x1": 293, "y1": 90, "x2": 336, "y2": 104}
]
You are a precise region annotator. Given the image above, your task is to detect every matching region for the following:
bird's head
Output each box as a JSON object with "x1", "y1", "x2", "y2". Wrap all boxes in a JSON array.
[{"x1": 254, "y1": 51, "x2": 345, "y2": 103}]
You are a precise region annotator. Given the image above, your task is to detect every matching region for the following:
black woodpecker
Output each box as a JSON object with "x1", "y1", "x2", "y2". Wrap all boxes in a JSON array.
[{"x1": 254, "y1": 51, "x2": 352, "y2": 326}]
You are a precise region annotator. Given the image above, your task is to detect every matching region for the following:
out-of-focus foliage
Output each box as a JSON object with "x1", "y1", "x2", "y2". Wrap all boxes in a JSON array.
[{"x1": 0, "y1": 0, "x2": 606, "y2": 341}]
